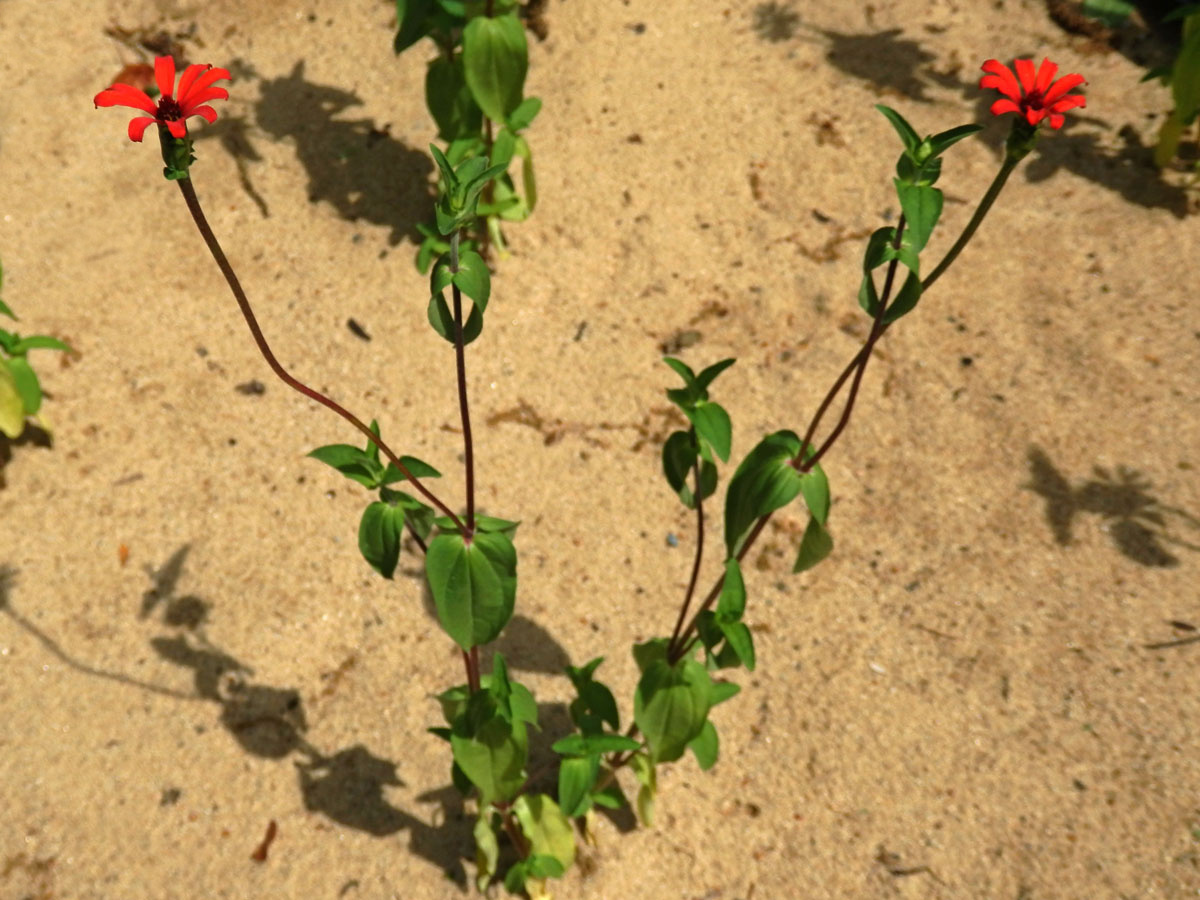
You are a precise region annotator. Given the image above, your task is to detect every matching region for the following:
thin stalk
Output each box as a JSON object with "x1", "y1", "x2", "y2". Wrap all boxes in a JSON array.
[
  {"x1": 448, "y1": 232, "x2": 476, "y2": 534},
  {"x1": 463, "y1": 646, "x2": 481, "y2": 693},
  {"x1": 667, "y1": 459, "x2": 707, "y2": 659},
  {"x1": 175, "y1": 177, "x2": 464, "y2": 531},
  {"x1": 921, "y1": 156, "x2": 1018, "y2": 292}
]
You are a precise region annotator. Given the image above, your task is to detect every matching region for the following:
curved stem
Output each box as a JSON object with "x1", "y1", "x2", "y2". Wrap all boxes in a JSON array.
[
  {"x1": 175, "y1": 177, "x2": 464, "y2": 531},
  {"x1": 921, "y1": 156, "x2": 1018, "y2": 293}
]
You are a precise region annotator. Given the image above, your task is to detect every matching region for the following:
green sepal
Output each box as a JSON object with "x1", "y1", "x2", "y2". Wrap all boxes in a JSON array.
[{"x1": 158, "y1": 127, "x2": 195, "y2": 180}]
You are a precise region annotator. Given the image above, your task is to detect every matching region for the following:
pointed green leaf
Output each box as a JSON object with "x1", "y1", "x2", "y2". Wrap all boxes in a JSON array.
[
  {"x1": 427, "y1": 292, "x2": 484, "y2": 345},
  {"x1": 426, "y1": 530, "x2": 516, "y2": 649},
  {"x1": 557, "y1": 755, "x2": 598, "y2": 818},
  {"x1": 883, "y1": 271, "x2": 922, "y2": 324},
  {"x1": 473, "y1": 812, "x2": 499, "y2": 892},
  {"x1": 0, "y1": 360, "x2": 26, "y2": 438},
  {"x1": 875, "y1": 104, "x2": 921, "y2": 153},
  {"x1": 451, "y1": 712, "x2": 527, "y2": 805},
  {"x1": 793, "y1": 516, "x2": 834, "y2": 573},
  {"x1": 715, "y1": 558, "x2": 745, "y2": 621},
  {"x1": 513, "y1": 793, "x2": 576, "y2": 872},
  {"x1": 11, "y1": 335, "x2": 71, "y2": 354},
  {"x1": 634, "y1": 659, "x2": 713, "y2": 763},
  {"x1": 507, "y1": 96, "x2": 542, "y2": 131},
  {"x1": 724, "y1": 430, "x2": 804, "y2": 557},
  {"x1": 894, "y1": 180, "x2": 943, "y2": 253},
  {"x1": 462, "y1": 13, "x2": 528, "y2": 122},
  {"x1": 453, "y1": 249, "x2": 491, "y2": 309},
  {"x1": 358, "y1": 501, "x2": 404, "y2": 579},
  {"x1": 425, "y1": 55, "x2": 482, "y2": 142},
  {"x1": 630, "y1": 752, "x2": 656, "y2": 826},
  {"x1": 551, "y1": 733, "x2": 642, "y2": 756},
  {"x1": 307, "y1": 444, "x2": 383, "y2": 488},
  {"x1": 797, "y1": 451, "x2": 830, "y2": 526},
  {"x1": 662, "y1": 429, "x2": 698, "y2": 505},
  {"x1": 687, "y1": 719, "x2": 719, "y2": 771},
  {"x1": 927, "y1": 123, "x2": 983, "y2": 157},
  {"x1": 394, "y1": 0, "x2": 435, "y2": 53},
  {"x1": 687, "y1": 400, "x2": 732, "y2": 463},
  {"x1": 5, "y1": 356, "x2": 40, "y2": 415},
  {"x1": 719, "y1": 621, "x2": 755, "y2": 671},
  {"x1": 695, "y1": 358, "x2": 735, "y2": 394},
  {"x1": 711, "y1": 680, "x2": 741, "y2": 706}
]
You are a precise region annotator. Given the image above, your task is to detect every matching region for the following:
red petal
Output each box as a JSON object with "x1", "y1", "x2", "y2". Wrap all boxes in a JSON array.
[
  {"x1": 181, "y1": 67, "x2": 231, "y2": 102},
  {"x1": 180, "y1": 87, "x2": 228, "y2": 112},
  {"x1": 1047, "y1": 113, "x2": 1065, "y2": 129},
  {"x1": 1024, "y1": 107, "x2": 1047, "y2": 126},
  {"x1": 1048, "y1": 94, "x2": 1086, "y2": 114},
  {"x1": 1013, "y1": 59, "x2": 1036, "y2": 95},
  {"x1": 155, "y1": 55, "x2": 177, "y2": 99},
  {"x1": 187, "y1": 105, "x2": 219, "y2": 125},
  {"x1": 989, "y1": 98, "x2": 1021, "y2": 117},
  {"x1": 980, "y1": 59, "x2": 1019, "y2": 100},
  {"x1": 94, "y1": 83, "x2": 157, "y2": 113},
  {"x1": 166, "y1": 118, "x2": 188, "y2": 138},
  {"x1": 127, "y1": 116, "x2": 157, "y2": 142},
  {"x1": 1033, "y1": 58, "x2": 1058, "y2": 95},
  {"x1": 175, "y1": 64, "x2": 210, "y2": 103},
  {"x1": 1042, "y1": 73, "x2": 1085, "y2": 107}
]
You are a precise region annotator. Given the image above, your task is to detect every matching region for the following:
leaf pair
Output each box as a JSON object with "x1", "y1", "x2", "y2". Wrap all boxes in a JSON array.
[
  {"x1": 661, "y1": 357, "x2": 735, "y2": 508},
  {"x1": 723, "y1": 430, "x2": 833, "y2": 571},
  {"x1": 0, "y1": 288, "x2": 73, "y2": 439},
  {"x1": 426, "y1": 518, "x2": 518, "y2": 650},
  {"x1": 427, "y1": 248, "x2": 491, "y2": 346},
  {"x1": 307, "y1": 422, "x2": 441, "y2": 578}
]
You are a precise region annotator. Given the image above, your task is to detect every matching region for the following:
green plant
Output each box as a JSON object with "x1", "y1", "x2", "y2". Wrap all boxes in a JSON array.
[
  {"x1": 0, "y1": 259, "x2": 73, "y2": 439},
  {"x1": 394, "y1": 0, "x2": 541, "y2": 270},
  {"x1": 94, "y1": 53, "x2": 1087, "y2": 898}
]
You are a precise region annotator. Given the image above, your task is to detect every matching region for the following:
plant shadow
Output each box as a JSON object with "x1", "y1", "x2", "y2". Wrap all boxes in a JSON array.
[
  {"x1": 0, "y1": 424, "x2": 53, "y2": 491},
  {"x1": 191, "y1": 58, "x2": 435, "y2": 243},
  {"x1": 1024, "y1": 445, "x2": 1200, "y2": 566}
]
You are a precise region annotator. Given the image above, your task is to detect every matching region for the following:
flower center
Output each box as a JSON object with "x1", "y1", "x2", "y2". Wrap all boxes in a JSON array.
[{"x1": 157, "y1": 96, "x2": 183, "y2": 121}]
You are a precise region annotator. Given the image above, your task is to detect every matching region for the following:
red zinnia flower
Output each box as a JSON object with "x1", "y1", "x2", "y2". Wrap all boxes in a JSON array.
[
  {"x1": 94, "y1": 55, "x2": 231, "y2": 142},
  {"x1": 979, "y1": 58, "x2": 1085, "y2": 130}
]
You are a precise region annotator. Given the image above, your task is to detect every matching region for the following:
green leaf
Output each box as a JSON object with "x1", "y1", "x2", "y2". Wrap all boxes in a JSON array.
[
  {"x1": 591, "y1": 781, "x2": 626, "y2": 809},
  {"x1": 358, "y1": 501, "x2": 405, "y2": 579},
  {"x1": 630, "y1": 752, "x2": 656, "y2": 826},
  {"x1": 695, "y1": 358, "x2": 735, "y2": 394},
  {"x1": 11, "y1": 335, "x2": 71, "y2": 354},
  {"x1": 724, "y1": 430, "x2": 804, "y2": 557},
  {"x1": 0, "y1": 298, "x2": 13, "y2": 321},
  {"x1": 381, "y1": 455, "x2": 442, "y2": 485},
  {"x1": 927, "y1": 124, "x2": 982, "y2": 158},
  {"x1": 710, "y1": 680, "x2": 741, "y2": 706},
  {"x1": 307, "y1": 444, "x2": 383, "y2": 488},
  {"x1": 507, "y1": 96, "x2": 542, "y2": 131},
  {"x1": 451, "y1": 711, "x2": 527, "y2": 805},
  {"x1": 426, "y1": 530, "x2": 517, "y2": 649},
  {"x1": 518, "y1": 135, "x2": 537, "y2": 213},
  {"x1": 566, "y1": 668, "x2": 620, "y2": 732},
  {"x1": 426, "y1": 55, "x2": 482, "y2": 142},
  {"x1": 490, "y1": 127, "x2": 517, "y2": 170},
  {"x1": 862, "y1": 226, "x2": 895, "y2": 272},
  {"x1": 883, "y1": 271, "x2": 922, "y2": 324},
  {"x1": 0, "y1": 359, "x2": 26, "y2": 439},
  {"x1": 462, "y1": 13, "x2": 528, "y2": 122},
  {"x1": 395, "y1": 0, "x2": 435, "y2": 53},
  {"x1": 473, "y1": 811, "x2": 499, "y2": 892},
  {"x1": 5, "y1": 356, "x2": 41, "y2": 416},
  {"x1": 429, "y1": 143, "x2": 458, "y2": 192},
  {"x1": 634, "y1": 658, "x2": 713, "y2": 763},
  {"x1": 796, "y1": 448, "x2": 830, "y2": 526},
  {"x1": 720, "y1": 621, "x2": 755, "y2": 671},
  {"x1": 793, "y1": 516, "x2": 834, "y2": 573},
  {"x1": 513, "y1": 793, "x2": 576, "y2": 872},
  {"x1": 1081, "y1": 0, "x2": 1136, "y2": 26},
  {"x1": 875, "y1": 104, "x2": 921, "y2": 153},
  {"x1": 1173, "y1": 24, "x2": 1200, "y2": 123},
  {"x1": 715, "y1": 558, "x2": 746, "y2": 621},
  {"x1": 687, "y1": 400, "x2": 732, "y2": 463},
  {"x1": 662, "y1": 429, "x2": 698, "y2": 505},
  {"x1": 894, "y1": 180, "x2": 942, "y2": 253},
  {"x1": 687, "y1": 719, "x2": 719, "y2": 771},
  {"x1": 662, "y1": 356, "x2": 696, "y2": 384},
  {"x1": 557, "y1": 755, "x2": 598, "y2": 818},
  {"x1": 632, "y1": 638, "x2": 669, "y2": 674},
  {"x1": 427, "y1": 292, "x2": 484, "y2": 345},
  {"x1": 453, "y1": 249, "x2": 491, "y2": 309},
  {"x1": 551, "y1": 733, "x2": 641, "y2": 756}
]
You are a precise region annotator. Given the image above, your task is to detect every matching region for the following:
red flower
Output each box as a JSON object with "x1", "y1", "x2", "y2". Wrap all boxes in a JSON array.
[
  {"x1": 94, "y1": 56, "x2": 230, "y2": 142},
  {"x1": 980, "y1": 58, "x2": 1085, "y2": 130}
]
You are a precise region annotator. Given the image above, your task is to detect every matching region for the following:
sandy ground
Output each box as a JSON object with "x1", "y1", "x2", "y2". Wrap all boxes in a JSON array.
[{"x1": 3, "y1": 0, "x2": 1200, "y2": 897}]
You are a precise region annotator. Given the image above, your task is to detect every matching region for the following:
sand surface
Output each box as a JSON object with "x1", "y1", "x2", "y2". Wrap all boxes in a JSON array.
[{"x1": 3, "y1": 0, "x2": 1200, "y2": 897}]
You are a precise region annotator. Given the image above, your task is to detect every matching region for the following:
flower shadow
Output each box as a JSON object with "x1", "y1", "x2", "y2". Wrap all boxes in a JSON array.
[
  {"x1": 1024, "y1": 445, "x2": 1200, "y2": 566},
  {"x1": 253, "y1": 60, "x2": 435, "y2": 246}
]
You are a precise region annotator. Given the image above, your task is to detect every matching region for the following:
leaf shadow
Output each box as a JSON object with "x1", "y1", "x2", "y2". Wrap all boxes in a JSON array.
[{"x1": 0, "y1": 423, "x2": 53, "y2": 491}]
